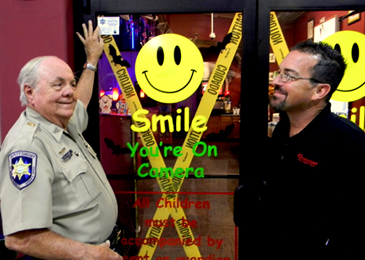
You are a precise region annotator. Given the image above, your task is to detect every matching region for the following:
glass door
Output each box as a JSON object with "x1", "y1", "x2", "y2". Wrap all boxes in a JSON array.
[{"x1": 95, "y1": 11, "x2": 241, "y2": 260}]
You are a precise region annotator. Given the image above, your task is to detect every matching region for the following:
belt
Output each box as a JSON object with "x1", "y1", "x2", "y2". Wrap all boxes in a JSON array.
[{"x1": 107, "y1": 225, "x2": 124, "y2": 255}]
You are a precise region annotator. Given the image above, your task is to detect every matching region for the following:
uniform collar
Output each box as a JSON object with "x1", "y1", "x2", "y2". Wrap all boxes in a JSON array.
[{"x1": 25, "y1": 107, "x2": 67, "y2": 142}]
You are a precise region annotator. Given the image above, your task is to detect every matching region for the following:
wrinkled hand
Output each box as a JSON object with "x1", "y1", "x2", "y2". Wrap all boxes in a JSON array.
[
  {"x1": 90, "y1": 240, "x2": 123, "y2": 260},
  {"x1": 76, "y1": 20, "x2": 104, "y2": 65}
]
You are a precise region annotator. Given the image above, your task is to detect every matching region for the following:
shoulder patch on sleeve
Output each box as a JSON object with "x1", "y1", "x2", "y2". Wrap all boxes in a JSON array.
[{"x1": 8, "y1": 151, "x2": 37, "y2": 190}]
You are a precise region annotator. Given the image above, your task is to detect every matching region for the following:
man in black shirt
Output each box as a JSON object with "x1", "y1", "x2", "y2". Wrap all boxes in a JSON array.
[{"x1": 250, "y1": 40, "x2": 365, "y2": 258}]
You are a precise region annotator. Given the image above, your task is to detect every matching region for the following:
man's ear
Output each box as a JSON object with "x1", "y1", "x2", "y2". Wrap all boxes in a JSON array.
[
  {"x1": 24, "y1": 85, "x2": 34, "y2": 104},
  {"x1": 312, "y1": 83, "x2": 331, "y2": 101}
]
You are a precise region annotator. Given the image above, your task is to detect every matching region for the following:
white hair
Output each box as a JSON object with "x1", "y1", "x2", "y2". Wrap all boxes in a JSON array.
[{"x1": 18, "y1": 56, "x2": 56, "y2": 106}]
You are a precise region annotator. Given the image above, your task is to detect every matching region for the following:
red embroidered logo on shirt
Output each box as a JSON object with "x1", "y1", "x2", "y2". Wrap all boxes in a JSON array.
[{"x1": 297, "y1": 154, "x2": 318, "y2": 167}]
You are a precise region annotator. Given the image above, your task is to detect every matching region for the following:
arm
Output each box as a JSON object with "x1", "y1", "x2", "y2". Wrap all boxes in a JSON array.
[
  {"x1": 5, "y1": 229, "x2": 122, "y2": 260},
  {"x1": 75, "y1": 20, "x2": 104, "y2": 108}
]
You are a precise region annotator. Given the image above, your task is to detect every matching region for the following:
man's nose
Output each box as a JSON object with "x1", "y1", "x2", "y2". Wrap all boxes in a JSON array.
[
  {"x1": 272, "y1": 74, "x2": 280, "y2": 85},
  {"x1": 63, "y1": 84, "x2": 75, "y2": 96},
  {"x1": 272, "y1": 74, "x2": 283, "y2": 87}
]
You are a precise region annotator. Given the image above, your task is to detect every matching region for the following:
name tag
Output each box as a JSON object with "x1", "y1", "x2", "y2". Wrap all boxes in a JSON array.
[{"x1": 61, "y1": 150, "x2": 73, "y2": 162}]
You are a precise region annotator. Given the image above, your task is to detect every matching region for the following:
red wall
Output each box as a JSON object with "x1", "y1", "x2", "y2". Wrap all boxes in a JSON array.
[
  {"x1": 270, "y1": 11, "x2": 365, "y2": 72},
  {"x1": 0, "y1": 0, "x2": 74, "y2": 142},
  {"x1": 295, "y1": 11, "x2": 365, "y2": 42}
]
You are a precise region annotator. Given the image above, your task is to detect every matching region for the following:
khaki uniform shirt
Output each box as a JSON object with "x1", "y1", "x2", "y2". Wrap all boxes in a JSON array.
[{"x1": 0, "y1": 100, "x2": 118, "y2": 244}]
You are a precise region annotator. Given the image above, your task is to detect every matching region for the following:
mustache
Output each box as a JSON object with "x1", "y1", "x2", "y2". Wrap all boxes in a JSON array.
[{"x1": 274, "y1": 86, "x2": 287, "y2": 95}]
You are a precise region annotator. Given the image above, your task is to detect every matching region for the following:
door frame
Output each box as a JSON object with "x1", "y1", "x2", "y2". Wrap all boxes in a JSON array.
[{"x1": 73, "y1": 1, "x2": 253, "y2": 260}]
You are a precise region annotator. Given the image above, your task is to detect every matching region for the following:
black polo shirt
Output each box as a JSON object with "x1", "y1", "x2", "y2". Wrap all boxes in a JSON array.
[{"x1": 262, "y1": 103, "x2": 365, "y2": 257}]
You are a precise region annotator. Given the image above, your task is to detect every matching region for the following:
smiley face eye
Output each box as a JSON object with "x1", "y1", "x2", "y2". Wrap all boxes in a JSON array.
[
  {"x1": 174, "y1": 46, "x2": 181, "y2": 65},
  {"x1": 352, "y1": 43, "x2": 359, "y2": 63},
  {"x1": 157, "y1": 46, "x2": 164, "y2": 66},
  {"x1": 334, "y1": 43, "x2": 341, "y2": 54}
]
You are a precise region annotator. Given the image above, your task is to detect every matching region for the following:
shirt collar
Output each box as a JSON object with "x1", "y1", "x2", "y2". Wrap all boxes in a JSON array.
[
  {"x1": 275, "y1": 103, "x2": 332, "y2": 140},
  {"x1": 25, "y1": 107, "x2": 66, "y2": 142}
]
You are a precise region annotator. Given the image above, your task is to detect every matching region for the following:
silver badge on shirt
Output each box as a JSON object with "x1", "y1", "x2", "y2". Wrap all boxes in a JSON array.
[{"x1": 61, "y1": 150, "x2": 73, "y2": 162}]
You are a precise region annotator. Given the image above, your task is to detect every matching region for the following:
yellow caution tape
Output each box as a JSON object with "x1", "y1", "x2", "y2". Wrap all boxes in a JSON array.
[
  {"x1": 270, "y1": 12, "x2": 289, "y2": 65},
  {"x1": 100, "y1": 12, "x2": 242, "y2": 258},
  {"x1": 101, "y1": 34, "x2": 198, "y2": 257}
]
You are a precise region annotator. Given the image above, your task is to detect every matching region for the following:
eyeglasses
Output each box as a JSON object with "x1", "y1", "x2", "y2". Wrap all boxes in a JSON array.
[{"x1": 273, "y1": 70, "x2": 323, "y2": 84}]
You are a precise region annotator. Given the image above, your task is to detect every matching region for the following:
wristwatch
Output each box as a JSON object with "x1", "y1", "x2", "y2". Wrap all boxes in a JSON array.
[{"x1": 83, "y1": 62, "x2": 97, "y2": 72}]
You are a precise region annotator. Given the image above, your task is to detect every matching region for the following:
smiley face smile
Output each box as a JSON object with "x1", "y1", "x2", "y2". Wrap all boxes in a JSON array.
[
  {"x1": 142, "y1": 69, "x2": 197, "y2": 94},
  {"x1": 337, "y1": 81, "x2": 365, "y2": 92}
]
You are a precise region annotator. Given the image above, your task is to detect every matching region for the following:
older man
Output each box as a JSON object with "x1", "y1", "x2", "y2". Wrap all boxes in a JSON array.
[{"x1": 0, "y1": 21, "x2": 123, "y2": 260}]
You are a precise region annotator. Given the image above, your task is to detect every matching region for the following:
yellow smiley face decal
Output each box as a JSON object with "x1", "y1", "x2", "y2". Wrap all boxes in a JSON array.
[
  {"x1": 135, "y1": 34, "x2": 204, "y2": 103},
  {"x1": 323, "y1": 31, "x2": 365, "y2": 102}
]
